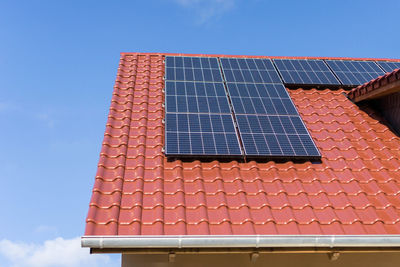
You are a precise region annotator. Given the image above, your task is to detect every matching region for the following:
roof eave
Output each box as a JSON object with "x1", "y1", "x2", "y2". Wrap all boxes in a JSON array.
[
  {"x1": 82, "y1": 235, "x2": 400, "y2": 250},
  {"x1": 352, "y1": 79, "x2": 400, "y2": 102}
]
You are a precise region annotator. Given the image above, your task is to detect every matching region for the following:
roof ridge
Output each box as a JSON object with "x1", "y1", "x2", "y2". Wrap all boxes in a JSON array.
[{"x1": 121, "y1": 52, "x2": 400, "y2": 62}]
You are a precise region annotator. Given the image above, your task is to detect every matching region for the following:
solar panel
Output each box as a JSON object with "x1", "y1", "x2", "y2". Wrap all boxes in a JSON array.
[
  {"x1": 165, "y1": 56, "x2": 223, "y2": 82},
  {"x1": 220, "y1": 58, "x2": 282, "y2": 84},
  {"x1": 325, "y1": 60, "x2": 385, "y2": 86},
  {"x1": 165, "y1": 113, "x2": 242, "y2": 155},
  {"x1": 164, "y1": 56, "x2": 242, "y2": 157},
  {"x1": 273, "y1": 59, "x2": 341, "y2": 85},
  {"x1": 165, "y1": 81, "x2": 231, "y2": 114},
  {"x1": 236, "y1": 114, "x2": 320, "y2": 157},
  {"x1": 226, "y1": 83, "x2": 298, "y2": 115},
  {"x1": 220, "y1": 58, "x2": 320, "y2": 159},
  {"x1": 375, "y1": 61, "x2": 400, "y2": 73}
]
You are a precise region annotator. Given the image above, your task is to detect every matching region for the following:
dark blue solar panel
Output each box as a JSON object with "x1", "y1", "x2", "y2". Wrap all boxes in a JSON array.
[
  {"x1": 164, "y1": 56, "x2": 242, "y2": 156},
  {"x1": 236, "y1": 115, "x2": 319, "y2": 157},
  {"x1": 325, "y1": 60, "x2": 385, "y2": 86},
  {"x1": 165, "y1": 81, "x2": 231, "y2": 114},
  {"x1": 165, "y1": 56, "x2": 222, "y2": 82},
  {"x1": 220, "y1": 58, "x2": 282, "y2": 84},
  {"x1": 273, "y1": 59, "x2": 341, "y2": 85},
  {"x1": 375, "y1": 61, "x2": 400, "y2": 73},
  {"x1": 165, "y1": 113, "x2": 242, "y2": 156},
  {"x1": 226, "y1": 83, "x2": 297, "y2": 116}
]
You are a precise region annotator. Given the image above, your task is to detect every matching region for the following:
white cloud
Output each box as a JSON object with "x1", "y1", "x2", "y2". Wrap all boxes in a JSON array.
[
  {"x1": 174, "y1": 0, "x2": 236, "y2": 24},
  {"x1": 0, "y1": 237, "x2": 118, "y2": 267}
]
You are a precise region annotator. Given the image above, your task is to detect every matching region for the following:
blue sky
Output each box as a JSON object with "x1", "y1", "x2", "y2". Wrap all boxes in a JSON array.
[{"x1": 0, "y1": 0, "x2": 399, "y2": 266}]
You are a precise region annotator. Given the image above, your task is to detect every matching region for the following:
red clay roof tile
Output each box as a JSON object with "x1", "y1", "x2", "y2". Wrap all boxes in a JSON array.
[{"x1": 85, "y1": 53, "x2": 400, "y2": 236}]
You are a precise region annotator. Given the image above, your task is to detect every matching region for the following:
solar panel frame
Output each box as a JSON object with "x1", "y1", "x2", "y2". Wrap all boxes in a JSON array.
[
  {"x1": 273, "y1": 59, "x2": 341, "y2": 86},
  {"x1": 325, "y1": 60, "x2": 385, "y2": 86},
  {"x1": 375, "y1": 61, "x2": 400, "y2": 73}
]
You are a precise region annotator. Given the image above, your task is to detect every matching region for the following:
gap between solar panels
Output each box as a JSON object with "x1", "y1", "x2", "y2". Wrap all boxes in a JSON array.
[{"x1": 164, "y1": 56, "x2": 321, "y2": 161}]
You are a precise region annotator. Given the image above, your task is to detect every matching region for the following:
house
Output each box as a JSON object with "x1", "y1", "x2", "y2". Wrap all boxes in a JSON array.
[{"x1": 82, "y1": 53, "x2": 400, "y2": 267}]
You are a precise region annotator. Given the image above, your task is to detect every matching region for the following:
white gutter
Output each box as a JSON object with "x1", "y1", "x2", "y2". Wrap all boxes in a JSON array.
[{"x1": 81, "y1": 235, "x2": 400, "y2": 249}]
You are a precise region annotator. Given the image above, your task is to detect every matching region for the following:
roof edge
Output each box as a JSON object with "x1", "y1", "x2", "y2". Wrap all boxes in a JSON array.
[
  {"x1": 349, "y1": 68, "x2": 400, "y2": 102},
  {"x1": 119, "y1": 52, "x2": 400, "y2": 62},
  {"x1": 82, "y1": 235, "x2": 400, "y2": 249}
]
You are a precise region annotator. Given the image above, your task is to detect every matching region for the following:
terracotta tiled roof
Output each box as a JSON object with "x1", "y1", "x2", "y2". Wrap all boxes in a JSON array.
[
  {"x1": 348, "y1": 68, "x2": 400, "y2": 102},
  {"x1": 85, "y1": 53, "x2": 400, "y2": 236}
]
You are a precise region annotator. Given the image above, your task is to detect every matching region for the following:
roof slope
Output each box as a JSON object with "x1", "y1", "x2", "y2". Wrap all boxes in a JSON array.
[{"x1": 85, "y1": 53, "x2": 400, "y2": 236}]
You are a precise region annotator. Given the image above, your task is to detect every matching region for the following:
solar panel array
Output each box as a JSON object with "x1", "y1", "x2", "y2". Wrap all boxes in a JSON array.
[
  {"x1": 164, "y1": 55, "x2": 400, "y2": 159},
  {"x1": 325, "y1": 60, "x2": 385, "y2": 86},
  {"x1": 376, "y1": 61, "x2": 400, "y2": 73},
  {"x1": 164, "y1": 57, "x2": 242, "y2": 156},
  {"x1": 273, "y1": 59, "x2": 340, "y2": 85}
]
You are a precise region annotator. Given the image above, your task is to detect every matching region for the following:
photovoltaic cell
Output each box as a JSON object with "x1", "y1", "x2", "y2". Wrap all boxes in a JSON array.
[
  {"x1": 273, "y1": 59, "x2": 340, "y2": 85},
  {"x1": 375, "y1": 61, "x2": 400, "y2": 73},
  {"x1": 325, "y1": 60, "x2": 385, "y2": 86}
]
